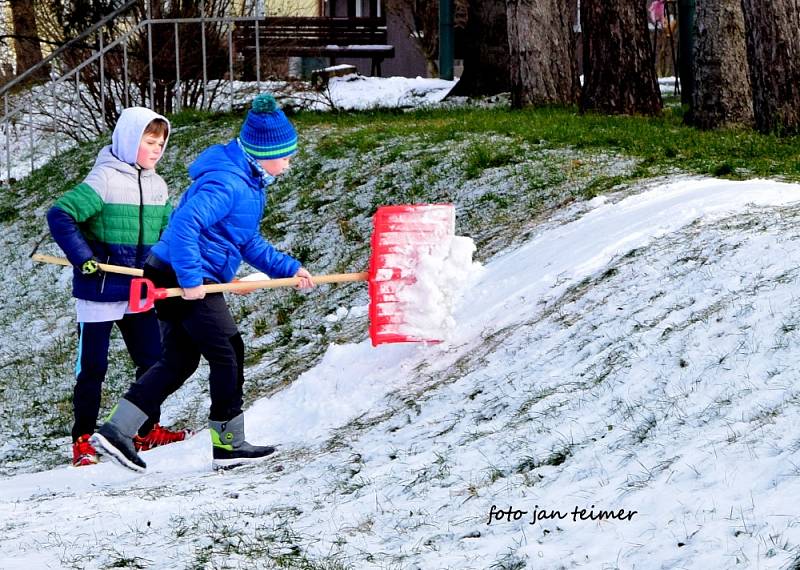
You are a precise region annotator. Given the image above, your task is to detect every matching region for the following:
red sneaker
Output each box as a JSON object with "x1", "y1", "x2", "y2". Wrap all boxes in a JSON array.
[
  {"x1": 72, "y1": 434, "x2": 98, "y2": 467},
  {"x1": 134, "y1": 423, "x2": 193, "y2": 452}
]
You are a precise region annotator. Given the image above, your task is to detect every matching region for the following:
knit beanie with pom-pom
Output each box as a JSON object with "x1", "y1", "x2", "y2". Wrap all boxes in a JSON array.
[{"x1": 239, "y1": 94, "x2": 297, "y2": 159}]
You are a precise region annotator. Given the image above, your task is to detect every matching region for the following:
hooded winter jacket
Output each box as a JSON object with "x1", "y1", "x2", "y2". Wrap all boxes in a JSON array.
[
  {"x1": 150, "y1": 139, "x2": 300, "y2": 287},
  {"x1": 47, "y1": 107, "x2": 172, "y2": 302}
]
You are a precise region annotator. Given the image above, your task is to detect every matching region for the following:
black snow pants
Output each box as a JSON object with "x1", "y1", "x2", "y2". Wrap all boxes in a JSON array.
[{"x1": 124, "y1": 256, "x2": 246, "y2": 423}]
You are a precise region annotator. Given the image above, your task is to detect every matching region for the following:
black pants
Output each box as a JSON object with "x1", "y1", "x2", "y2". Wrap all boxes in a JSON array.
[
  {"x1": 72, "y1": 311, "x2": 162, "y2": 442},
  {"x1": 124, "y1": 257, "x2": 245, "y2": 422}
]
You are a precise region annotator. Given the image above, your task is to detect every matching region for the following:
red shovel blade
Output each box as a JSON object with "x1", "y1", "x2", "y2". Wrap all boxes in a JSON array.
[
  {"x1": 368, "y1": 204, "x2": 455, "y2": 346},
  {"x1": 129, "y1": 277, "x2": 168, "y2": 313}
]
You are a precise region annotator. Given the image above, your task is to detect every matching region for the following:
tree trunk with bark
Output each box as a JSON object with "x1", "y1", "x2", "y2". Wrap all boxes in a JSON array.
[
  {"x1": 581, "y1": 0, "x2": 661, "y2": 115},
  {"x1": 448, "y1": 0, "x2": 510, "y2": 97},
  {"x1": 503, "y1": 0, "x2": 579, "y2": 108},
  {"x1": 9, "y1": 0, "x2": 46, "y2": 78},
  {"x1": 691, "y1": 0, "x2": 753, "y2": 129},
  {"x1": 740, "y1": 0, "x2": 800, "y2": 134}
]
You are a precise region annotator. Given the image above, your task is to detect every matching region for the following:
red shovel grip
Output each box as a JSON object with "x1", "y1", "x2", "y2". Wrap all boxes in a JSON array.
[{"x1": 129, "y1": 277, "x2": 169, "y2": 313}]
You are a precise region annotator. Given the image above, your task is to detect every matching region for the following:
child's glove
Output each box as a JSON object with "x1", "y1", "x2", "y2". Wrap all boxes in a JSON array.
[{"x1": 80, "y1": 258, "x2": 103, "y2": 276}]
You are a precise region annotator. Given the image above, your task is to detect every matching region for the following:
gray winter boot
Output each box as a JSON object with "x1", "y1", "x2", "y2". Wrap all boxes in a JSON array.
[
  {"x1": 90, "y1": 399, "x2": 148, "y2": 472},
  {"x1": 210, "y1": 413, "x2": 276, "y2": 470}
]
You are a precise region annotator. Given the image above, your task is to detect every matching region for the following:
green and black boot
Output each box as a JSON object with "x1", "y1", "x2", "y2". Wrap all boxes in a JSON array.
[{"x1": 210, "y1": 413, "x2": 276, "y2": 470}]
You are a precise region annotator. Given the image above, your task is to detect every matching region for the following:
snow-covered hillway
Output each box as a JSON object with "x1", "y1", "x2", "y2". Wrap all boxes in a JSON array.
[{"x1": 4, "y1": 176, "x2": 800, "y2": 569}]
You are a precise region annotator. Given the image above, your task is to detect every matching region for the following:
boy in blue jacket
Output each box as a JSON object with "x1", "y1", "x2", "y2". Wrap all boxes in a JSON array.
[
  {"x1": 92, "y1": 94, "x2": 315, "y2": 471},
  {"x1": 47, "y1": 107, "x2": 191, "y2": 467}
]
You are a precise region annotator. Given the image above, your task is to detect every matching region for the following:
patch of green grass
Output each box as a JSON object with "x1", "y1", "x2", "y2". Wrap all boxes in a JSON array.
[
  {"x1": 478, "y1": 192, "x2": 511, "y2": 209},
  {"x1": 463, "y1": 144, "x2": 517, "y2": 179},
  {"x1": 293, "y1": 105, "x2": 800, "y2": 181},
  {"x1": 316, "y1": 134, "x2": 350, "y2": 159},
  {"x1": 167, "y1": 107, "x2": 229, "y2": 128},
  {"x1": 0, "y1": 205, "x2": 18, "y2": 222},
  {"x1": 254, "y1": 316, "x2": 270, "y2": 337},
  {"x1": 243, "y1": 344, "x2": 271, "y2": 366},
  {"x1": 544, "y1": 445, "x2": 573, "y2": 467},
  {"x1": 176, "y1": 507, "x2": 353, "y2": 570}
]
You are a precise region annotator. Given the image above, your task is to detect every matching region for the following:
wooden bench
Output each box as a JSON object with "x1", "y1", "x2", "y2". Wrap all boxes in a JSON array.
[
  {"x1": 310, "y1": 64, "x2": 358, "y2": 87},
  {"x1": 234, "y1": 17, "x2": 395, "y2": 77}
]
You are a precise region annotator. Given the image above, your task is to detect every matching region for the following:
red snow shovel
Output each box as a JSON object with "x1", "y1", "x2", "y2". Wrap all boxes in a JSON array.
[{"x1": 128, "y1": 204, "x2": 456, "y2": 346}]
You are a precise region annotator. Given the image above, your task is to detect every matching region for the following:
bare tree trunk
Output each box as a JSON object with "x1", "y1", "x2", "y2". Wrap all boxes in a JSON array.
[
  {"x1": 10, "y1": 0, "x2": 46, "y2": 78},
  {"x1": 448, "y1": 0, "x2": 510, "y2": 97},
  {"x1": 504, "y1": 0, "x2": 579, "y2": 108},
  {"x1": 581, "y1": 0, "x2": 661, "y2": 115},
  {"x1": 692, "y1": 0, "x2": 753, "y2": 129},
  {"x1": 740, "y1": 0, "x2": 800, "y2": 134}
]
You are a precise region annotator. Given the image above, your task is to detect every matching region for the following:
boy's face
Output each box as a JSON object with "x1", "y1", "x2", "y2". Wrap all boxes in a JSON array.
[
  {"x1": 259, "y1": 156, "x2": 292, "y2": 177},
  {"x1": 137, "y1": 132, "x2": 166, "y2": 170}
]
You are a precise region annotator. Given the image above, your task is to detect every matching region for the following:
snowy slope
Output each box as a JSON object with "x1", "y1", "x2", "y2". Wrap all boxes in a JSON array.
[{"x1": 3, "y1": 177, "x2": 800, "y2": 569}]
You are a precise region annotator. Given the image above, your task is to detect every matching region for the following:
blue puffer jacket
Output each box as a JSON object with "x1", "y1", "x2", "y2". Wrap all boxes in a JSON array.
[{"x1": 151, "y1": 140, "x2": 300, "y2": 287}]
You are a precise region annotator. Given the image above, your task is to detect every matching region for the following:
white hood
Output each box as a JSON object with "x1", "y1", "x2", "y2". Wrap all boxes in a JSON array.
[{"x1": 111, "y1": 106, "x2": 170, "y2": 166}]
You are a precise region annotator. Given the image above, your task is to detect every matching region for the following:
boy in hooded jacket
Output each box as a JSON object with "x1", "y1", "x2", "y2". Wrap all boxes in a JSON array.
[
  {"x1": 47, "y1": 107, "x2": 191, "y2": 467},
  {"x1": 92, "y1": 94, "x2": 315, "y2": 472}
]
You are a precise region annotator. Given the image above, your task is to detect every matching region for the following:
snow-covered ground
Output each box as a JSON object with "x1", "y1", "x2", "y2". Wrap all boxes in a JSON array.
[
  {"x1": 3, "y1": 176, "x2": 800, "y2": 568},
  {"x1": 3, "y1": 74, "x2": 798, "y2": 568}
]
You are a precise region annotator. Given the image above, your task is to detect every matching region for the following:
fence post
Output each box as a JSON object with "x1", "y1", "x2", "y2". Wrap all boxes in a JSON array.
[
  {"x1": 175, "y1": 22, "x2": 182, "y2": 114},
  {"x1": 147, "y1": 0, "x2": 155, "y2": 108},
  {"x1": 4, "y1": 94, "x2": 9, "y2": 184},
  {"x1": 255, "y1": 9, "x2": 261, "y2": 88},
  {"x1": 72, "y1": 71, "x2": 81, "y2": 134},
  {"x1": 28, "y1": 90, "x2": 34, "y2": 174},
  {"x1": 201, "y1": 1, "x2": 208, "y2": 109},
  {"x1": 123, "y1": 39, "x2": 130, "y2": 107},
  {"x1": 99, "y1": 32, "x2": 106, "y2": 128},
  {"x1": 75, "y1": 74, "x2": 80, "y2": 131},
  {"x1": 228, "y1": 27, "x2": 234, "y2": 112},
  {"x1": 51, "y1": 70, "x2": 58, "y2": 158}
]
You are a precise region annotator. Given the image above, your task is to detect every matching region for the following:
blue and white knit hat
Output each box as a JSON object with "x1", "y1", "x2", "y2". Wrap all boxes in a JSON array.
[{"x1": 239, "y1": 94, "x2": 297, "y2": 159}]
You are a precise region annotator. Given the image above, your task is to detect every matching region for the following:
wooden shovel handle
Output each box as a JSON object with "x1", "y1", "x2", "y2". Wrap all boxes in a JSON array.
[
  {"x1": 159, "y1": 272, "x2": 369, "y2": 298},
  {"x1": 31, "y1": 253, "x2": 144, "y2": 277}
]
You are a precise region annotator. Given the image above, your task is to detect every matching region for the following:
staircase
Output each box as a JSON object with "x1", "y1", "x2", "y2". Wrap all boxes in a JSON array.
[{"x1": 0, "y1": 1, "x2": 270, "y2": 186}]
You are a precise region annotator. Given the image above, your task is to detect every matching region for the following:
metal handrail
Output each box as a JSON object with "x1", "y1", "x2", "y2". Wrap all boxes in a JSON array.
[
  {"x1": 1, "y1": 14, "x2": 288, "y2": 121},
  {"x1": 0, "y1": 10, "x2": 391, "y2": 186},
  {"x1": 0, "y1": 0, "x2": 138, "y2": 98},
  {"x1": 0, "y1": 14, "x2": 251, "y2": 184}
]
